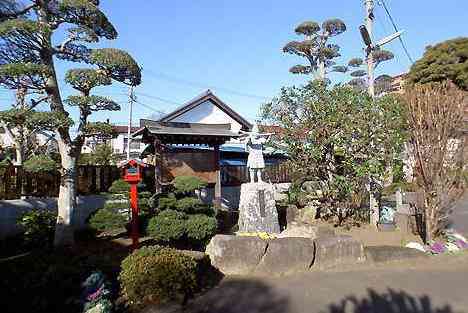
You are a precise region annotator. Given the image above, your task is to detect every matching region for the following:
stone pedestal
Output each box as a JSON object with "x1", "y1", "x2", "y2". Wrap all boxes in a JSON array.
[{"x1": 238, "y1": 182, "x2": 280, "y2": 233}]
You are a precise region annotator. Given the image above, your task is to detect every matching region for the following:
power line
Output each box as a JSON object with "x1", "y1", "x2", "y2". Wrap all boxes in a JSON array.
[
  {"x1": 135, "y1": 91, "x2": 184, "y2": 107},
  {"x1": 142, "y1": 69, "x2": 271, "y2": 101},
  {"x1": 134, "y1": 99, "x2": 166, "y2": 115},
  {"x1": 379, "y1": 0, "x2": 415, "y2": 64}
]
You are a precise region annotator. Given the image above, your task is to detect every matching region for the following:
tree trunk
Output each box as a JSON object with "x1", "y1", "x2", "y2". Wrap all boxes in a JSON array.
[
  {"x1": 319, "y1": 60, "x2": 326, "y2": 80},
  {"x1": 14, "y1": 146, "x2": 23, "y2": 166},
  {"x1": 53, "y1": 141, "x2": 78, "y2": 247}
]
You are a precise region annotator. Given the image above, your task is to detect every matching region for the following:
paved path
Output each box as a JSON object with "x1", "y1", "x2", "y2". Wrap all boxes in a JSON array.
[{"x1": 185, "y1": 253, "x2": 468, "y2": 313}]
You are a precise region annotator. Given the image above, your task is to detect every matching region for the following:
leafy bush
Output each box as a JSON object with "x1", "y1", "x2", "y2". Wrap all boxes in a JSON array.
[
  {"x1": 89, "y1": 208, "x2": 128, "y2": 232},
  {"x1": 158, "y1": 194, "x2": 177, "y2": 210},
  {"x1": 173, "y1": 176, "x2": 207, "y2": 195},
  {"x1": 147, "y1": 210, "x2": 186, "y2": 242},
  {"x1": 119, "y1": 246, "x2": 197, "y2": 306},
  {"x1": 108, "y1": 179, "x2": 130, "y2": 194},
  {"x1": 23, "y1": 155, "x2": 57, "y2": 173},
  {"x1": 185, "y1": 214, "x2": 217, "y2": 244},
  {"x1": 17, "y1": 209, "x2": 56, "y2": 248}
]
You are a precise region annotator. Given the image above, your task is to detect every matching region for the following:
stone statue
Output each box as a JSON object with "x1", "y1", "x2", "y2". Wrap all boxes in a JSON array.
[
  {"x1": 240, "y1": 123, "x2": 272, "y2": 183},
  {"x1": 237, "y1": 122, "x2": 280, "y2": 234}
]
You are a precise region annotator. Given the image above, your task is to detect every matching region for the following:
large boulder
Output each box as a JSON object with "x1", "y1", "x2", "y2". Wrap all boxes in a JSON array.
[
  {"x1": 313, "y1": 235, "x2": 365, "y2": 270},
  {"x1": 255, "y1": 237, "x2": 315, "y2": 276},
  {"x1": 206, "y1": 235, "x2": 268, "y2": 275}
]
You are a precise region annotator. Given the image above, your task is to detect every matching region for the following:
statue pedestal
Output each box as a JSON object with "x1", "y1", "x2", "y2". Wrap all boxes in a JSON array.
[{"x1": 238, "y1": 182, "x2": 280, "y2": 233}]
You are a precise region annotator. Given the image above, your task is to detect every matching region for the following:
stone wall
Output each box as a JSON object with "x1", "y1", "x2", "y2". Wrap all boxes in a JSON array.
[{"x1": 206, "y1": 234, "x2": 365, "y2": 276}]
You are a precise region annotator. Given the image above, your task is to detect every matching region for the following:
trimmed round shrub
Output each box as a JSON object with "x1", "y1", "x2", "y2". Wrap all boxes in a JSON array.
[
  {"x1": 147, "y1": 210, "x2": 186, "y2": 242},
  {"x1": 158, "y1": 194, "x2": 177, "y2": 210},
  {"x1": 173, "y1": 176, "x2": 207, "y2": 194},
  {"x1": 108, "y1": 179, "x2": 130, "y2": 194},
  {"x1": 175, "y1": 197, "x2": 205, "y2": 213},
  {"x1": 89, "y1": 208, "x2": 128, "y2": 232},
  {"x1": 185, "y1": 214, "x2": 217, "y2": 243},
  {"x1": 119, "y1": 246, "x2": 197, "y2": 306}
]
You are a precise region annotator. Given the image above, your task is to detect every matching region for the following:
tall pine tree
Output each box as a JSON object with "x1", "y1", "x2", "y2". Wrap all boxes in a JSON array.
[{"x1": 0, "y1": 1, "x2": 141, "y2": 246}]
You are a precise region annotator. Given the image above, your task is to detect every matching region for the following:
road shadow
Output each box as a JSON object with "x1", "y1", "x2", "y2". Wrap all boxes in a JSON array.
[
  {"x1": 326, "y1": 288, "x2": 458, "y2": 313},
  {"x1": 184, "y1": 278, "x2": 289, "y2": 313}
]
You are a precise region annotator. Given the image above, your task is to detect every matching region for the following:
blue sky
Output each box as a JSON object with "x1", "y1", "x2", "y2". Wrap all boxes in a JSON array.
[{"x1": 1, "y1": 0, "x2": 467, "y2": 126}]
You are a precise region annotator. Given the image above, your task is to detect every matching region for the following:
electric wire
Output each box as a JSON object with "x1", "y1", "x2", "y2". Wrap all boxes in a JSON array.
[{"x1": 379, "y1": 0, "x2": 415, "y2": 64}]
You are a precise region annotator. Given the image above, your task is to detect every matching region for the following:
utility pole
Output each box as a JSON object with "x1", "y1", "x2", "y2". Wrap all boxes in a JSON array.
[
  {"x1": 359, "y1": 0, "x2": 404, "y2": 228},
  {"x1": 127, "y1": 86, "x2": 135, "y2": 161},
  {"x1": 364, "y1": 0, "x2": 379, "y2": 227},
  {"x1": 365, "y1": 0, "x2": 375, "y2": 97}
]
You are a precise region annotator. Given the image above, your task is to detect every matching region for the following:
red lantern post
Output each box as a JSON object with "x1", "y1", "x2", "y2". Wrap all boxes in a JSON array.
[{"x1": 120, "y1": 159, "x2": 147, "y2": 250}]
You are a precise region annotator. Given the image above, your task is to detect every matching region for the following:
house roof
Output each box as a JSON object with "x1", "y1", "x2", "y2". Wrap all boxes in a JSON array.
[
  {"x1": 158, "y1": 90, "x2": 253, "y2": 131},
  {"x1": 134, "y1": 121, "x2": 240, "y2": 145}
]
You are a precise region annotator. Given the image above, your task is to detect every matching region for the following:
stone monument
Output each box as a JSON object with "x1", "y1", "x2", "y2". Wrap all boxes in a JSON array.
[{"x1": 237, "y1": 123, "x2": 280, "y2": 233}]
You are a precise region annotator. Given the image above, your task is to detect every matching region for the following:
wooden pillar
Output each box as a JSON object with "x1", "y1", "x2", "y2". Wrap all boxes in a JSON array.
[
  {"x1": 213, "y1": 144, "x2": 221, "y2": 207},
  {"x1": 154, "y1": 138, "x2": 162, "y2": 194}
]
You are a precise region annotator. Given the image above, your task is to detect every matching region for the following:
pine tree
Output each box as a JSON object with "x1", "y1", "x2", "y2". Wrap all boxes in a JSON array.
[{"x1": 0, "y1": 1, "x2": 141, "y2": 246}]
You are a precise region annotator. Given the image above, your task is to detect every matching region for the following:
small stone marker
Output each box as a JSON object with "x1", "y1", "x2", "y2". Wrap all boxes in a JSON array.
[{"x1": 238, "y1": 182, "x2": 280, "y2": 233}]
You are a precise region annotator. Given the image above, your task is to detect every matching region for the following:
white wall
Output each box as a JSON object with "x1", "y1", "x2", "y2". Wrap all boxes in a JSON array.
[
  {"x1": 111, "y1": 133, "x2": 146, "y2": 155},
  {"x1": 170, "y1": 100, "x2": 244, "y2": 132}
]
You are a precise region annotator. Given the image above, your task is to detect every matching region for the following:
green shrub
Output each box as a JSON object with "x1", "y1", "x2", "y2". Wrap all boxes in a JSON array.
[
  {"x1": 17, "y1": 209, "x2": 56, "y2": 248},
  {"x1": 89, "y1": 208, "x2": 128, "y2": 232},
  {"x1": 23, "y1": 155, "x2": 57, "y2": 173},
  {"x1": 175, "y1": 197, "x2": 205, "y2": 213},
  {"x1": 119, "y1": 246, "x2": 197, "y2": 306},
  {"x1": 147, "y1": 210, "x2": 186, "y2": 242},
  {"x1": 103, "y1": 200, "x2": 129, "y2": 211},
  {"x1": 158, "y1": 194, "x2": 177, "y2": 210},
  {"x1": 185, "y1": 214, "x2": 217, "y2": 243},
  {"x1": 173, "y1": 176, "x2": 207, "y2": 195},
  {"x1": 108, "y1": 179, "x2": 130, "y2": 194}
]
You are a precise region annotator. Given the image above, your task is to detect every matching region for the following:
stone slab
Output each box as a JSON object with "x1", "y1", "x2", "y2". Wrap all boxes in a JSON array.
[
  {"x1": 313, "y1": 235, "x2": 365, "y2": 270},
  {"x1": 365, "y1": 246, "x2": 428, "y2": 263},
  {"x1": 255, "y1": 237, "x2": 315, "y2": 276}
]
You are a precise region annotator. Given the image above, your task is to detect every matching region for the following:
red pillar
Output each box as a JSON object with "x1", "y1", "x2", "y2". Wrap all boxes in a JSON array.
[{"x1": 130, "y1": 183, "x2": 139, "y2": 250}]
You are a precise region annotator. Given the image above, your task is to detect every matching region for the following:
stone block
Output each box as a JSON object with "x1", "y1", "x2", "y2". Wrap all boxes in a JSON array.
[
  {"x1": 255, "y1": 237, "x2": 315, "y2": 275},
  {"x1": 365, "y1": 246, "x2": 428, "y2": 263},
  {"x1": 206, "y1": 235, "x2": 268, "y2": 275},
  {"x1": 313, "y1": 235, "x2": 365, "y2": 270},
  {"x1": 278, "y1": 222, "x2": 335, "y2": 239},
  {"x1": 238, "y1": 182, "x2": 280, "y2": 233}
]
